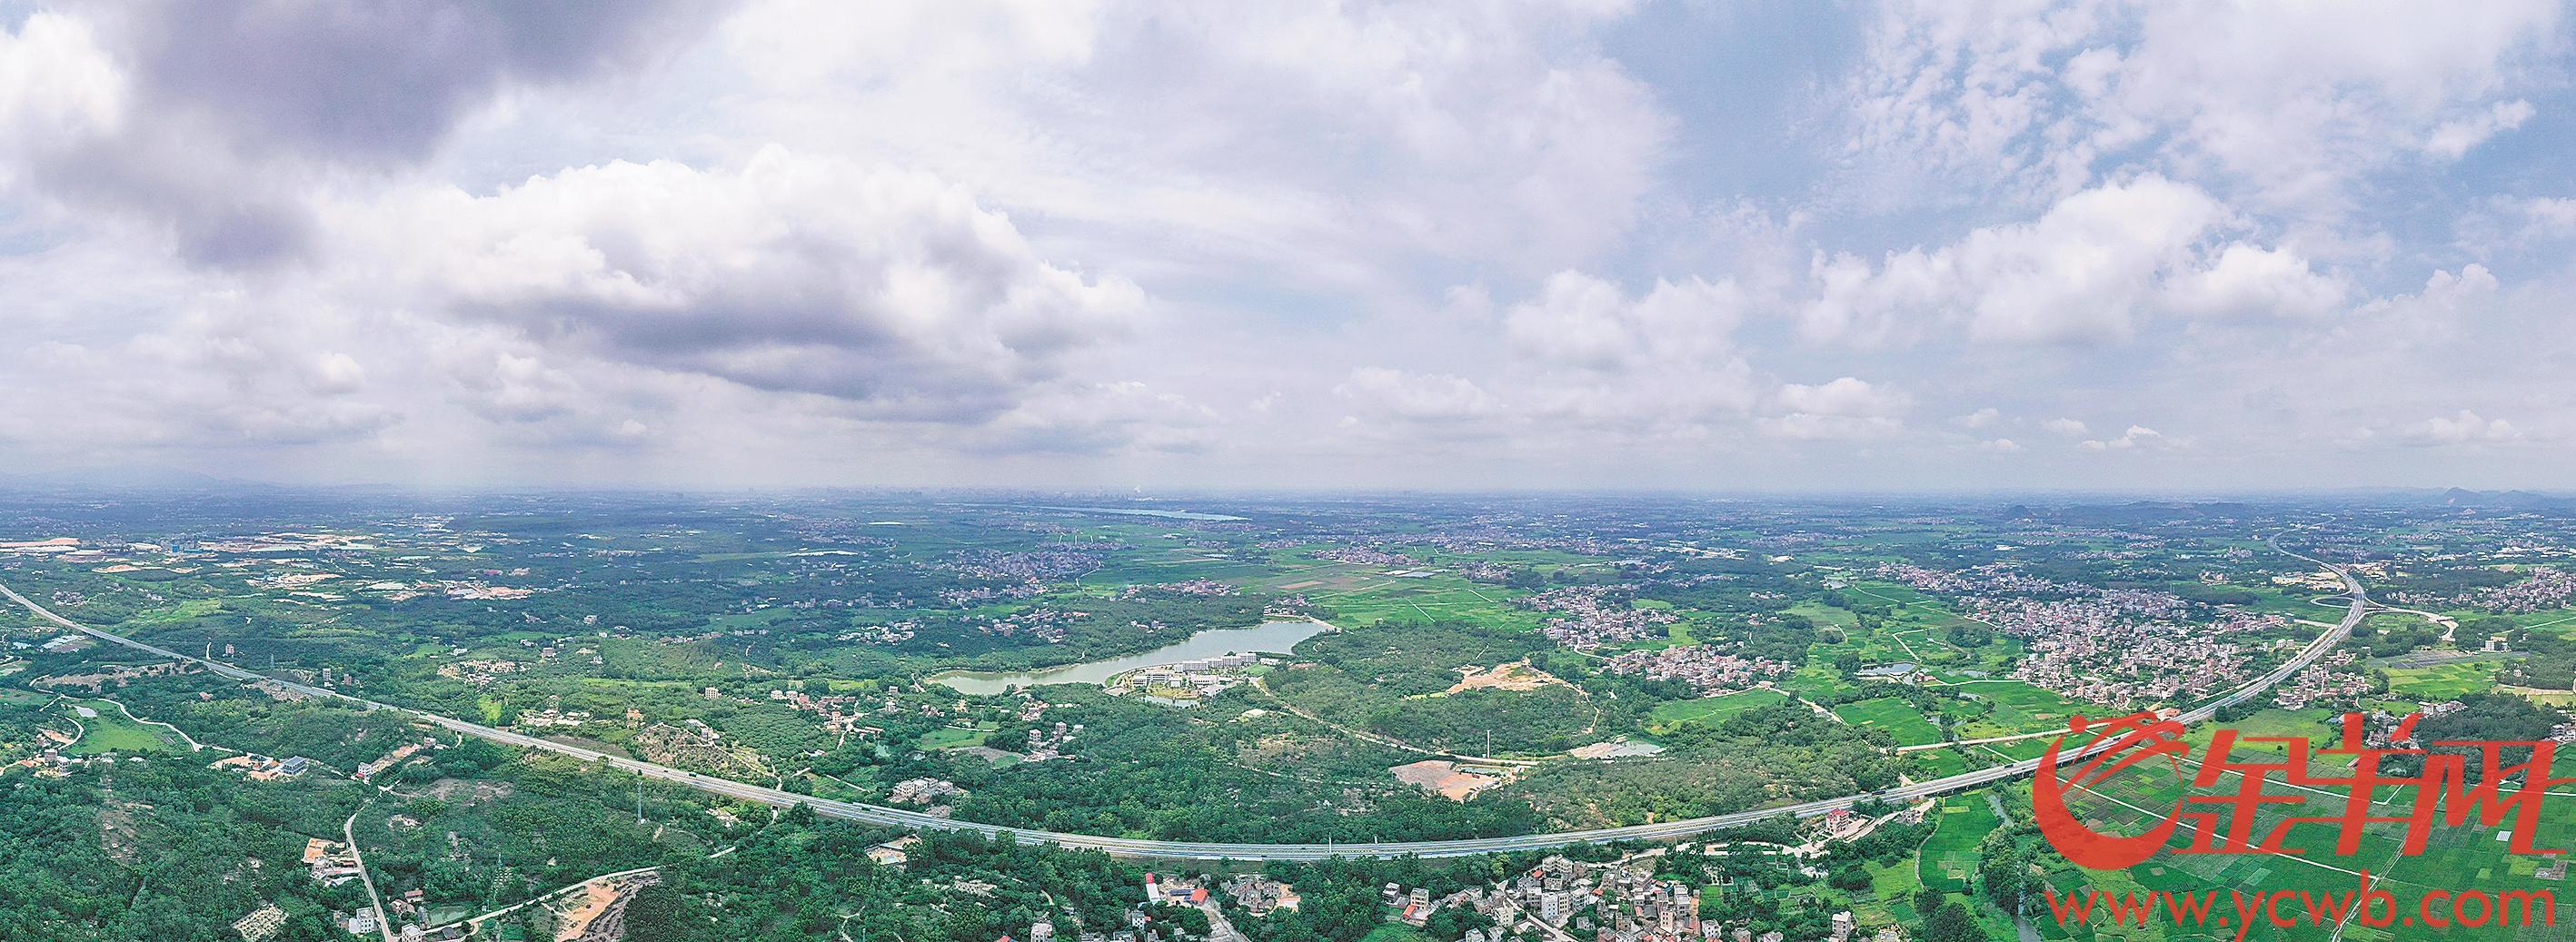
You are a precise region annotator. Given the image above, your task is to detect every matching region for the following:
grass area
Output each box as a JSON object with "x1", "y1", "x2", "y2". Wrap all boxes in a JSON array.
[
  {"x1": 1359, "y1": 927, "x2": 1432, "y2": 942},
  {"x1": 1834, "y1": 697, "x2": 1946, "y2": 747},
  {"x1": 1905, "y1": 747, "x2": 1973, "y2": 778},
  {"x1": 916, "y1": 724, "x2": 997, "y2": 750},
  {"x1": 1781, "y1": 660, "x2": 1857, "y2": 702},
  {"x1": 1917, "y1": 794, "x2": 2002, "y2": 893},
  {"x1": 2380, "y1": 659, "x2": 2500, "y2": 701},
  {"x1": 59, "y1": 699, "x2": 184, "y2": 756},
  {"x1": 119, "y1": 598, "x2": 224, "y2": 627},
  {"x1": 1948, "y1": 680, "x2": 2091, "y2": 738},
  {"x1": 1788, "y1": 601, "x2": 1858, "y2": 630},
  {"x1": 1644, "y1": 689, "x2": 1788, "y2": 733}
]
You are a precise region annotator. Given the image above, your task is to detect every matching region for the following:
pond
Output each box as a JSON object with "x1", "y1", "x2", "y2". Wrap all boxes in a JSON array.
[{"x1": 927, "y1": 619, "x2": 1330, "y2": 695}]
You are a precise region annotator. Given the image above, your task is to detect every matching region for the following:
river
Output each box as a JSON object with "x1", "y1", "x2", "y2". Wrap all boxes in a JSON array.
[{"x1": 926, "y1": 619, "x2": 1331, "y2": 695}]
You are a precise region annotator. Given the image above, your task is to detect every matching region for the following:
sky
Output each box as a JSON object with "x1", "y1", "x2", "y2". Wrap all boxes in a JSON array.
[{"x1": 0, "y1": 0, "x2": 2571, "y2": 492}]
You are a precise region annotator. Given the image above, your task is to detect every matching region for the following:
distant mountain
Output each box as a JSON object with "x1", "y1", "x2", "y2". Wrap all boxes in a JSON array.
[{"x1": 2436, "y1": 488, "x2": 2574, "y2": 510}]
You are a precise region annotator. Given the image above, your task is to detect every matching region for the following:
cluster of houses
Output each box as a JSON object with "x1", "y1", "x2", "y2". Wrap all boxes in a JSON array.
[
  {"x1": 512, "y1": 703, "x2": 593, "y2": 729},
  {"x1": 1399, "y1": 855, "x2": 1865, "y2": 942},
  {"x1": 2401, "y1": 566, "x2": 2576, "y2": 614},
  {"x1": 354, "y1": 737, "x2": 440, "y2": 782},
  {"x1": 1022, "y1": 721, "x2": 1081, "y2": 760},
  {"x1": 1973, "y1": 595, "x2": 2261, "y2": 708},
  {"x1": 1109, "y1": 654, "x2": 1268, "y2": 705},
  {"x1": 11, "y1": 749, "x2": 146, "y2": 778},
  {"x1": 211, "y1": 753, "x2": 313, "y2": 782},
  {"x1": 769, "y1": 687, "x2": 887, "y2": 739},
  {"x1": 1600, "y1": 646, "x2": 1795, "y2": 696},
  {"x1": 1311, "y1": 547, "x2": 1419, "y2": 567},
  {"x1": 1220, "y1": 874, "x2": 1300, "y2": 916},
  {"x1": 434, "y1": 659, "x2": 522, "y2": 685},
  {"x1": 302, "y1": 837, "x2": 364, "y2": 887},
  {"x1": 888, "y1": 777, "x2": 965, "y2": 808},
  {"x1": 1119, "y1": 580, "x2": 1239, "y2": 599},
  {"x1": 2272, "y1": 650, "x2": 2375, "y2": 709},
  {"x1": 1522, "y1": 586, "x2": 1680, "y2": 649}
]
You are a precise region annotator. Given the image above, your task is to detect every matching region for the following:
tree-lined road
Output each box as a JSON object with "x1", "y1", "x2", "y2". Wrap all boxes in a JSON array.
[{"x1": 0, "y1": 534, "x2": 2371, "y2": 861}]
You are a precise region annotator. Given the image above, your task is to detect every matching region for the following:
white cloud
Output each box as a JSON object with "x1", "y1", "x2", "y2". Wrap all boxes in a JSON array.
[
  {"x1": 2524, "y1": 197, "x2": 2576, "y2": 232},
  {"x1": 2, "y1": 0, "x2": 2573, "y2": 490},
  {"x1": 1777, "y1": 377, "x2": 1910, "y2": 417},
  {"x1": 1505, "y1": 272, "x2": 1745, "y2": 372},
  {"x1": 1759, "y1": 412, "x2": 1905, "y2": 441},
  {"x1": 2352, "y1": 264, "x2": 2501, "y2": 332},
  {"x1": 1844, "y1": 0, "x2": 2565, "y2": 213},
  {"x1": 2162, "y1": 243, "x2": 2349, "y2": 320},
  {"x1": 1333, "y1": 367, "x2": 1501, "y2": 425},
  {"x1": 0, "y1": 14, "x2": 126, "y2": 153},
  {"x1": 345, "y1": 147, "x2": 1141, "y2": 420},
  {"x1": 2403, "y1": 410, "x2": 2521, "y2": 444},
  {"x1": 2080, "y1": 424, "x2": 2163, "y2": 450},
  {"x1": 974, "y1": 380, "x2": 1218, "y2": 454},
  {"x1": 720, "y1": 0, "x2": 1672, "y2": 281},
  {"x1": 2425, "y1": 99, "x2": 2536, "y2": 159},
  {"x1": 1762, "y1": 377, "x2": 1910, "y2": 440},
  {"x1": 1487, "y1": 272, "x2": 1761, "y2": 429},
  {"x1": 1805, "y1": 175, "x2": 2343, "y2": 343},
  {"x1": 0, "y1": 4, "x2": 713, "y2": 265}
]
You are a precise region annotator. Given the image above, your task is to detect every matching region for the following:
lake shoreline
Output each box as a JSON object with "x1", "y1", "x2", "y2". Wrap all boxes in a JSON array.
[{"x1": 927, "y1": 616, "x2": 1336, "y2": 695}]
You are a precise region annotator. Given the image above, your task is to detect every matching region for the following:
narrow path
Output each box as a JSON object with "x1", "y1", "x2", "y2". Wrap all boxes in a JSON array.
[
  {"x1": 104, "y1": 697, "x2": 221, "y2": 753},
  {"x1": 345, "y1": 802, "x2": 397, "y2": 942}
]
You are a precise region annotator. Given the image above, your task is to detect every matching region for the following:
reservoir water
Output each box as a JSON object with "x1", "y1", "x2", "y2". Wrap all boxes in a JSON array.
[{"x1": 928, "y1": 619, "x2": 1330, "y2": 695}]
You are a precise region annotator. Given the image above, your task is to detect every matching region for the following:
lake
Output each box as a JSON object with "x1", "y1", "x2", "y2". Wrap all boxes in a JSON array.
[{"x1": 927, "y1": 619, "x2": 1330, "y2": 695}]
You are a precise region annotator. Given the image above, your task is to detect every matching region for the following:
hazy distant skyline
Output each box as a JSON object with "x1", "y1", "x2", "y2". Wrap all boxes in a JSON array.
[{"x1": 2, "y1": 2, "x2": 2572, "y2": 491}]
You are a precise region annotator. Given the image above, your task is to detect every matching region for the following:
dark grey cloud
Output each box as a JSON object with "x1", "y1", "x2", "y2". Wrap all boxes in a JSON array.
[
  {"x1": 373, "y1": 150, "x2": 1140, "y2": 421},
  {"x1": 108, "y1": 1, "x2": 710, "y2": 161},
  {"x1": 15, "y1": 1, "x2": 721, "y2": 265}
]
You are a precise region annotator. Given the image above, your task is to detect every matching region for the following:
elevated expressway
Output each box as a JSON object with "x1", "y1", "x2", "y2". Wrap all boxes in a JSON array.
[{"x1": 0, "y1": 534, "x2": 2371, "y2": 861}]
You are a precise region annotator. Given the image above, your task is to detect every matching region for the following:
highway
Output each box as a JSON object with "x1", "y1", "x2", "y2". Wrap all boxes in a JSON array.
[{"x1": 0, "y1": 533, "x2": 2372, "y2": 861}]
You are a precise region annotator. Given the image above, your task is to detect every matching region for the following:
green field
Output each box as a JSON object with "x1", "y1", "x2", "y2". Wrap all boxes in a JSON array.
[
  {"x1": 1834, "y1": 697, "x2": 1945, "y2": 746},
  {"x1": 1359, "y1": 927, "x2": 1432, "y2": 942},
  {"x1": 1645, "y1": 688, "x2": 1789, "y2": 732},
  {"x1": 1917, "y1": 794, "x2": 2003, "y2": 893},
  {"x1": 2380, "y1": 659, "x2": 2500, "y2": 701},
  {"x1": 916, "y1": 723, "x2": 998, "y2": 750},
  {"x1": 1947, "y1": 680, "x2": 2091, "y2": 739},
  {"x1": 1905, "y1": 746, "x2": 1974, "y2": 778},
  {"x1": 60, "y1": 700, "x2": 184, "y2": 756}
]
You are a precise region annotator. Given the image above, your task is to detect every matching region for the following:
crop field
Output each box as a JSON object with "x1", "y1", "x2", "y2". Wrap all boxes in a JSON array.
[
  {"x1": 1918, "y1": 794, "x2": 2003, "y2": 892},
  {"x1": 1834, "y1": 697, "x2": 1945, "y2": 746},
  {"x1": 2382, "y1": 660, "x2": 2503, "y2": 701},
  {"x1": 1645, "y1": 688, "x2": 1788, "y2": 732},
  {"x1": 1905, "y1": 746, "x2": 1974, "y2": 778}
]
